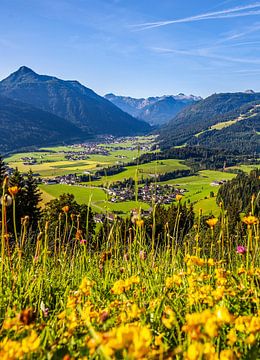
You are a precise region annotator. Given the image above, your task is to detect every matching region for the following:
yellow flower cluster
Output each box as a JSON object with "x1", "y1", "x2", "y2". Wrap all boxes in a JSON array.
[
  {"x1": 111, "y1": 275, "x2": 140, "y2": 295},
  {"x1": 185, "y1": 342, "x2": 235, "y2": 360},
  {"x1": 0, "y1": 331, "x2": 40, "y2": 359},
  {"x1": 165, "y1": 274, "x2": 183, "y2": 287},
  {"x1": 79, "y1": 277, "x2": 96, "y2": 296},
  {"x1": 86, "y1": 323, "x2": 152, "y2": 359},
  {"x1": 0, "y1": 253, "x2": 259, "y2": 359},
  {"x1": 182, "y1": 307, "x2": 260, "y2": 359},
  {"x1": 185, "y1": 255, "x2": 216, "y2": 267}
]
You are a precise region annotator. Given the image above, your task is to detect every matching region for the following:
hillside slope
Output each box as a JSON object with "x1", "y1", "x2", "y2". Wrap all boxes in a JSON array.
[
  {"x1": 0, "y1": 95, "x2": 83, "y2": 153},
  {"x1": 0, "y1": 66, "x2": 151, "y2": 136},
  {"x1": 159, "y1": 92, "x2": 260, "y2": 153}
]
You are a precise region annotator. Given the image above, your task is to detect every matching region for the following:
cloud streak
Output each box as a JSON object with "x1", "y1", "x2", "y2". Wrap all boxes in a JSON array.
[
  {"x1": 217, "y1": 23, "x2": 260, "y2": 43},
  {"x1": 131, "y1": 3, "x2": 260, "y2": 30},
  {"x1": 151, "y1": 46, "x2": 260, "y2": 65}
]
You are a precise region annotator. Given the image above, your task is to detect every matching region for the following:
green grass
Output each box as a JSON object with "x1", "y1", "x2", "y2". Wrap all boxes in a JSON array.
[
  {"x1": 40, "y1": 184, "x2": 151, "y2": 215},
  {"x1": 7, "y1": 160, "x2": 108, "y2": 177},
  {"x1": 161, "y1": 170, "x2": 236, "y2": 215},
  {"x1": 40, "y1": 169, "x2": 233, "y2": 216},
  {"x1": 105, "y1": 201, "x2": 151, "y2": 214},
  {"x1": 0, "y1": 186, "x2": 259, "y2": 359},
  {"x1": 5, "y1": 137, "x2": 257, "y2": 216},
  {"x1": 5, "y1": 137, "x2": 157, "y2": 177},
  {"x1": 40, "y1": 184, "x2": 107, "y2": 211},
  {"x1": 91, "y1": 159, "x2": 189, "y2": 186},
  {"x1": 227, "y1": 164, "x2": 260, "y2": 173}
]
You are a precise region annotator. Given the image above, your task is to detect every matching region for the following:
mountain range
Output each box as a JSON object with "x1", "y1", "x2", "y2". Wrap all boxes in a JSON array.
[
  {"x1": 104, "y1": 93, "x2": 201, "y2": 126},
  {"x1": 0, "y1": 66, "x2": 151, "y2": 152},
  {"x1": 0, "y1": 66, "x2": 259, "y2": 155},
  {"x1": 159, "y1": 92, "x2": 260, "y2": 154}
]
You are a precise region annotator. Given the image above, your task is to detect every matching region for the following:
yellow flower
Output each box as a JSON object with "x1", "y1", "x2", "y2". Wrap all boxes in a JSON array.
[
  {"x1": 242, "y1": 215, "x2": 258, "y2": 225},
  {"x1": 62, "y1": 205, "x2": 69, "y2": 213},
  {"x1": 162, "y1": 306, "x2": 175, "y2": 329},
  {"x1": 165, "y1": 275, "x2": 182, "y2": 288},
  {"x1": 215, "y1": 307, "x2": 233, "y2": 324},
  {"x1": 219, "y1": 349, "x2": 235, "y2": 360},
  {"x1": 227, "y1": 329, "x2": 237, "y2": 345},
  {"x1": 111, "y1": 276, "x2": 140, "y2": 295},
  {"x1": 79, "y1": 277, "x2": 95, "y2": 296},
  {"x1": 8, "y1": 186, "x2": 19, "y2": 197},
  {"x1": 246, "y1": 333, "x2": 255, "y2": 344},
  {"x1": 206, "y1": 218, "x2": 218, "y2": 229},
  {"x1": 204, "y1": 318, "x2": 218, "y2": 338},
  {"x1": 207, "y1": 258, "x2": 215, "y2": 266},
  {"x1": 176, "y1": 194, "x2": 183, "y2": 201},
  {"x1": 185, "y1": 255, "x2": 205, "y2": 266},
  {"x1": 185, "y1": 342, "x2": 204, "y2": 360},
  {"x1": 136, "y1": 219, "x2": 144, "y2": 227}
]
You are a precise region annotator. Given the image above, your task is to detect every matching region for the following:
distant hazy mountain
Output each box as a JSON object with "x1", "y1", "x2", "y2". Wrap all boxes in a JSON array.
[
  {"x1": 0, "y1": 95, "x2": 83, "y2": 153},
  {"x1": 159, "y1": 92, "x2": 260, "y2": 154},
  {"x1": 104, "y1": 93, "x2": 202, "y2": 126},
  {"x1": 0, "y1": 66, "x2": 151, "y2": 136}
]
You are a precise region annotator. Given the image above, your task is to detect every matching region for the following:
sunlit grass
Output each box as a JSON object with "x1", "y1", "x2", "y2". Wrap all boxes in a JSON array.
[{"x1": 0, "y1": 180, "x2": 259, "y2": 359}]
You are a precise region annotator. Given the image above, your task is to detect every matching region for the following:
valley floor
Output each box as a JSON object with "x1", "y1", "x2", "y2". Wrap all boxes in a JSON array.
[{"x1": 4, "y1": 135, "x2": 260, "y2": 216}]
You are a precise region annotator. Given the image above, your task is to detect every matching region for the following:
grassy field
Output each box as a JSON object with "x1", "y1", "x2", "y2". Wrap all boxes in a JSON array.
[
  {"x1": 6, "y1": 137, "x2": 258, "y2": 216},
  {"x1": 91, "y1": 159, "x2": 189, "y2": 186},
  {"x1": 40, "y1": 169, "x2": 234, "y2": 216},
  {"x1": 1, "y1": 138, "x2": 260, "y2": 359},
  {"x1": 40, "y1": 184, "x2": 151, "y2": 215},
  {"x1": 40, "y1": 184, "x2": 108, "y2": 212},
  {"x1": 7, "y1": 160, "x2": 109, "y2": 177},
  {"x1": 5, "y1": 137, "x2": 155, "y2": 177},
  {"x1": 161, "y1": 170, "x2": 236, "y2": 215},
  {"x1": 227, "y1": 164, "x2": 260, "y2": 173}
]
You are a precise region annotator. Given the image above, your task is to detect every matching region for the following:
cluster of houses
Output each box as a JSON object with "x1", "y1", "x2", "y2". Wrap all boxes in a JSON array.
[
  {"x1": 64, "y1": 152, "x2": 89, "y2": 161},
  {"x1": 41, "y1": 174, "x2": 80, "y2": 185},
  {"x1": 93, "y1": 207, "x2": 153, "y2": 224},
  {"x1": 107, "y1": 183, "x2": 186, "y2": 205},
  {"x1": 210, "y1": 180, "x2": 227, "y2": 186},
  {"x1": 64, "y1": 146, "x2": 109, "y2": 161},
  {"x1": 21, "y1": 157, "x2": 37, "y2": 165}
]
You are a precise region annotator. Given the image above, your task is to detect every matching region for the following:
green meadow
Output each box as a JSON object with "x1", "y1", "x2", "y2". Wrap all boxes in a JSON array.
[
  {"x1": 5, "y1": 136, "x2": 258, "y2": 216},
  {"x1": 40, "y1": 169, "x2": 236, "y2": 216}
]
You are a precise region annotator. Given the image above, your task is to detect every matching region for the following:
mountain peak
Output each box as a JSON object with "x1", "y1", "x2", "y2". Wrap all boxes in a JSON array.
[
  {"x1": 17, "y1": 66, "x2": 36, "y2": 74},
  {"x1": 0, "y1": 67, "x2": 151, "y2": 137}
]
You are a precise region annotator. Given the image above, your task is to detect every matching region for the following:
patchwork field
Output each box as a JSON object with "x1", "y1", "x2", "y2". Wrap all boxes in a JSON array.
[
  {"x1": 5, "y1": 137, "x2": 155, "y2": 177},
  {"x1": 161, "y1": 170, "x2": 236, "y2": 215},
  {"x1": 5, "y1": 136, "x2": 258, "y2": 216}
]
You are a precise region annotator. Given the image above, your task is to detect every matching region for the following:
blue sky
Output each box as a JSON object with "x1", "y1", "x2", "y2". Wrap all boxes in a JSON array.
[{"x1": 0, "y1": 0, "x2": 260, "y2": 98}]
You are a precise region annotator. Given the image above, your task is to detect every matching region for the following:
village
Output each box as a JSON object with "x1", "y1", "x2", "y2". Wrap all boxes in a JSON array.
[
  {"x1": 64, "y1": 145, "x2": 109, "y2": 161},
  {"x1": 107, "y1": 183, "x2": 186, "y2": 205}
]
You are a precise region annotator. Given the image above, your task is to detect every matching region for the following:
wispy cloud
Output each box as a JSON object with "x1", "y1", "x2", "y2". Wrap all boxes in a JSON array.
[
  {"x1": 130, "y1": 3, "x2": 260, "y2": 30},
  {"x1": 218, "y1": 23, "x2": 260, "y2": 43},
  {"x1": 151, "y1": 46, "x2": 260, "y2": 65}
]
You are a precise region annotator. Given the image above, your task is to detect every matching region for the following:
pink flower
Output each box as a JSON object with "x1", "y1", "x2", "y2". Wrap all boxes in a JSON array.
[
  {"x1": 236, "y1": 245, "x2": 246, "y2": 254},
  {"x1": 80, "y1": 239, "x2": 87, "y2": 245}
]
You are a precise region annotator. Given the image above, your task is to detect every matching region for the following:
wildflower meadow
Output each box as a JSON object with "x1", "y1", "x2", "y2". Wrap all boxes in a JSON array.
[{"x1": 0, "y1": 176, "x2": 259, "y2": 360}]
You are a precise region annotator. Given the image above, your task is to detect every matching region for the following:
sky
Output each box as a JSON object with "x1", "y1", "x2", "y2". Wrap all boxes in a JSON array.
[{"x1": 0, "y1": 0, "x2": 260, "y2": 98}]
